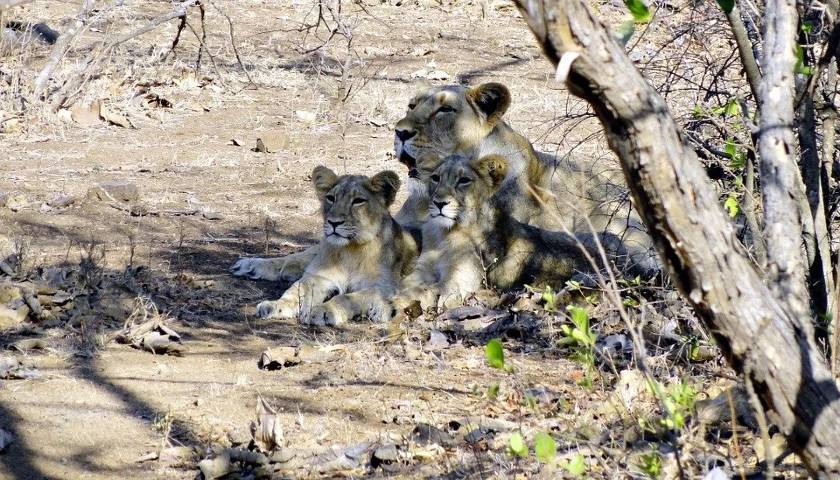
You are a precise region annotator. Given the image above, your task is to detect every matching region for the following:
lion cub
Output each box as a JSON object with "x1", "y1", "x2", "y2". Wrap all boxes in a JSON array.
[
  {"x1": 395, "y1": 154, "x2": 637, "y2": 310},
  {"x1": 256, "y1": 166, "x2": 418, "y2": 326}
]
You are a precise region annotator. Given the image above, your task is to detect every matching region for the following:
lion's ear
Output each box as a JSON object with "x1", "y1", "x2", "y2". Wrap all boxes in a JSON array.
[
  {"x1": 312, "y1": 166, "x2": 339, "y2": 199},
  {"x1": 472, "y1": 154, "x2": 508, "y2": 187},
  {"x1": 412, "y1": 79, "x2": 432, "y2": 95},
  {"x1": 370, "y1": 170, "x2": 401, "y2": 206},
  {"x1": 468, "y1": 83, "x2": 511, "y2": 127}
]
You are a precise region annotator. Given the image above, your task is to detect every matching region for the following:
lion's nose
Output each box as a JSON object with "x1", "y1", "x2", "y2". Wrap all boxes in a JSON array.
[
  {"x1": 433, "y1": 200, "x2": 448, "y2": 210},
  {"x1": 395, "y1": 129, "x2": 417, "y2": 142},
  {"x1": 327, "y1": 220, "x2": 344, "y2": 229}
]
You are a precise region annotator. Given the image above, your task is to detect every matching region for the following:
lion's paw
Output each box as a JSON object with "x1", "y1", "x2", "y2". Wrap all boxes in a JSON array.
[
  {"x1": 256, "y1": 300, "x2": 295, "y2": 319},
  {"x1": 305, "y1": 304, "x2": 347, "y2": 327},
  {"x1": 230, "y1": 257, "x2": 304, "y2": 282}
]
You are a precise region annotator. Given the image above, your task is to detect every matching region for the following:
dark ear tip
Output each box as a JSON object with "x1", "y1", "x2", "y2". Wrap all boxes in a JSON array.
[{"x1": 482, "y1": 82, "x2": 510, "y2": 95}]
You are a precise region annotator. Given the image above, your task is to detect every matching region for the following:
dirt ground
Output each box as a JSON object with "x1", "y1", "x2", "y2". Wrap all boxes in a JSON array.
[{"x1": 0, "y1": 1, "x2": 782, "y2": 479}]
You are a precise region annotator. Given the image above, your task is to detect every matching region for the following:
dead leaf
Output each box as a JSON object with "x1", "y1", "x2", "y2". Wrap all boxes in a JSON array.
[
  {"x1": 251, "y1": 395, "x2": 284, "y2": 452},
  {"x1": 228, "y1": 138, "x2": 244, "y2": 146},
  {"x1": 100, "y1": 104, "x2": 134, "y2": 128},
  {"x1": 70, "y1": 100, "x2": 102, "y2": 126}
]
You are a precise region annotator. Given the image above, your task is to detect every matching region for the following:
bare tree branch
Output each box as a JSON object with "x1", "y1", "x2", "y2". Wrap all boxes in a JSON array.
[
  {"x1": 33, "y1": 0, "x2": 95, "y2": 97},
  {"x1": 512, "y1": 0, "x2": 840, "y2": 476}
]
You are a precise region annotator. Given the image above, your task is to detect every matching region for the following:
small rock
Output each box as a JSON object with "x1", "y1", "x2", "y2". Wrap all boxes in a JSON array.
[
  {"x1": 86, "y1": 181, "x2": 140, "y2": 202},
  {"x1": 425, "y1": 330, "x2": 449, "y2": 350},
  {"x1": 371, "y1": 443, "x2": 399, "y2": 464},
  {"x1": 464, "y1": 426, "x2": 496, "y2": 446},
  {"x1": 295, "y1": 110, "x2": 317, "y2": 124},
  {"x1": 2, "y1": 193, "x2": 27, "y2": 212},
  {"x1": 410, "y1": 423, "x2": 455, "y2": 447},
  {"x1": 46, "y1": 194, "x2": 77, "y2": 208},
  {"x1": 695, "y1": 385, "x2": 757, "y2": 430}
]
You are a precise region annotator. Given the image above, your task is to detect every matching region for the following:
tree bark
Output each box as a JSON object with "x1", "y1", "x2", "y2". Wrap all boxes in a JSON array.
[
  {"x1": 512, "y1": 1, "x2": 840, "y2": 476},
  {"x1": 756, "y1": 0, "x2": 813, "y2": 321}
]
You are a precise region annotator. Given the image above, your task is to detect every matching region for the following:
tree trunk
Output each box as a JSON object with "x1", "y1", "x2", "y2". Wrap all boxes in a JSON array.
[
  {"x1": 757, "y1": 0, "x2": 813, "y2": 321},
  {"x1": 512, "y1": 1, "x2": 840, "y2": 476}
]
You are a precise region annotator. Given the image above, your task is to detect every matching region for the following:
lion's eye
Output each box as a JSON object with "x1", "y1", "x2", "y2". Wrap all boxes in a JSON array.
[
  {"x1": 325, "y1": 195, "x2": 335, "y2": 203},
  {"x1": 438, "y1": 105, "x2": 456, "y2": 113},
  {"x1": 430, "y1": 174, "x2": 440, "y2": 183},
  {"x1": 457, "y1": 177, "x2": 472, "y2": 185},
  {"x1": 408, "y1": 103, "x2": 416, "y2": 110},
  {"x1": 352, "y1": 198, "x2": 367, "y2": 206}
]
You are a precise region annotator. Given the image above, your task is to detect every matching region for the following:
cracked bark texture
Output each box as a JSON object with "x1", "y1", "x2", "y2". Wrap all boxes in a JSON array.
[
  {"x1": 512, "y1": 0, "x2": 840, "y2": 476},
  {"x1": 757, "y1": 0, "x2": 812, "y2": 321}
]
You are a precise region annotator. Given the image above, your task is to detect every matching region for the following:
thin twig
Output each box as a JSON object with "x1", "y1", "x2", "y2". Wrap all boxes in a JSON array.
[{"x1": 207, "y1": 0, "x2": 255, "y2": 86}]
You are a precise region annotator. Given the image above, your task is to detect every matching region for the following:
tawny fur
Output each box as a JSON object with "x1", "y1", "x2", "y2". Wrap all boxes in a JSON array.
[
  {"x1": 232, "y1": 81, "x2": 658, "y2": 284},
  {"x1": 394, "y1": 154, "x2": 640, "y2": 311},
  {"x1": 256, "y1": 166, "x2": 418, "y2": 326}
]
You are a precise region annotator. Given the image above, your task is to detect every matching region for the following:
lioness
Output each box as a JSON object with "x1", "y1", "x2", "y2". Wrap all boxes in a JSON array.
[
  {"x1": 255, "y1": 166, "x2": 418, "y2": 326},
  {"x1": 394, "y1": 154, "x2": 639, "y2": 310},
  {"x1": 231, "y1": 82, "x2": 657, "y2": 283}
]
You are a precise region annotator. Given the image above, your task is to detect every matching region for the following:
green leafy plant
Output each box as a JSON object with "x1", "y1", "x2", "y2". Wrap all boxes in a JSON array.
[
  {"x1": 659, "y1": 380, "x2": 697, "y2": 430},
  {"x1": 724, "y1": 138, "x2": 746, "y2": 170},
  {"x1": 625, "y1": 0, "x2": 652, "y2": 23},
  {"x1": 560, "y1": 307, "x2": 598, "y2": 384},
  {"x1": 712, "y1": 97, "x2": 741, "y2": 117},
  {"x1": 508, "y1": 432, "x2": 528, "y2": 458},
  {"x1": 795, "y1": 45, "x2": 814, "y2": 75},
  {"x1": 541, "y1": 284, "x2": 559, "y2": 312},
  {"x1": 561, "y1": 452, "x2": 586, "y2": 476},
  {"x1": 724, "y1": 195, "x2": 740, "y2": 218},
  {"x1": 535, "y1": 432, "x2": 558, "y2": 463},
  {"x1": 638, "y1": 451, "x2": 663, "y2": 479},
  {"x1": 485, "y1": 338, "x2": 505, "y2": 369}
]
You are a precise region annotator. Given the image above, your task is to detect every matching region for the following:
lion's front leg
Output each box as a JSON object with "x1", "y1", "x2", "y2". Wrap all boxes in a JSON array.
[
  {"x1": 230, "y1": 245, "x2": 319, "y2": 282},
  {"x1": 307, "y1": 289, "x2": 391, "y2": 327},
  {"x1": 256, "y1": 275, "x2": 335, "y2": 320},
  {"x1": 438, "y1": 259, "x2": 484, "y2": 309},
  {"x1": 392, "y1": 256, "x2": 439, "y2": 311}
]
